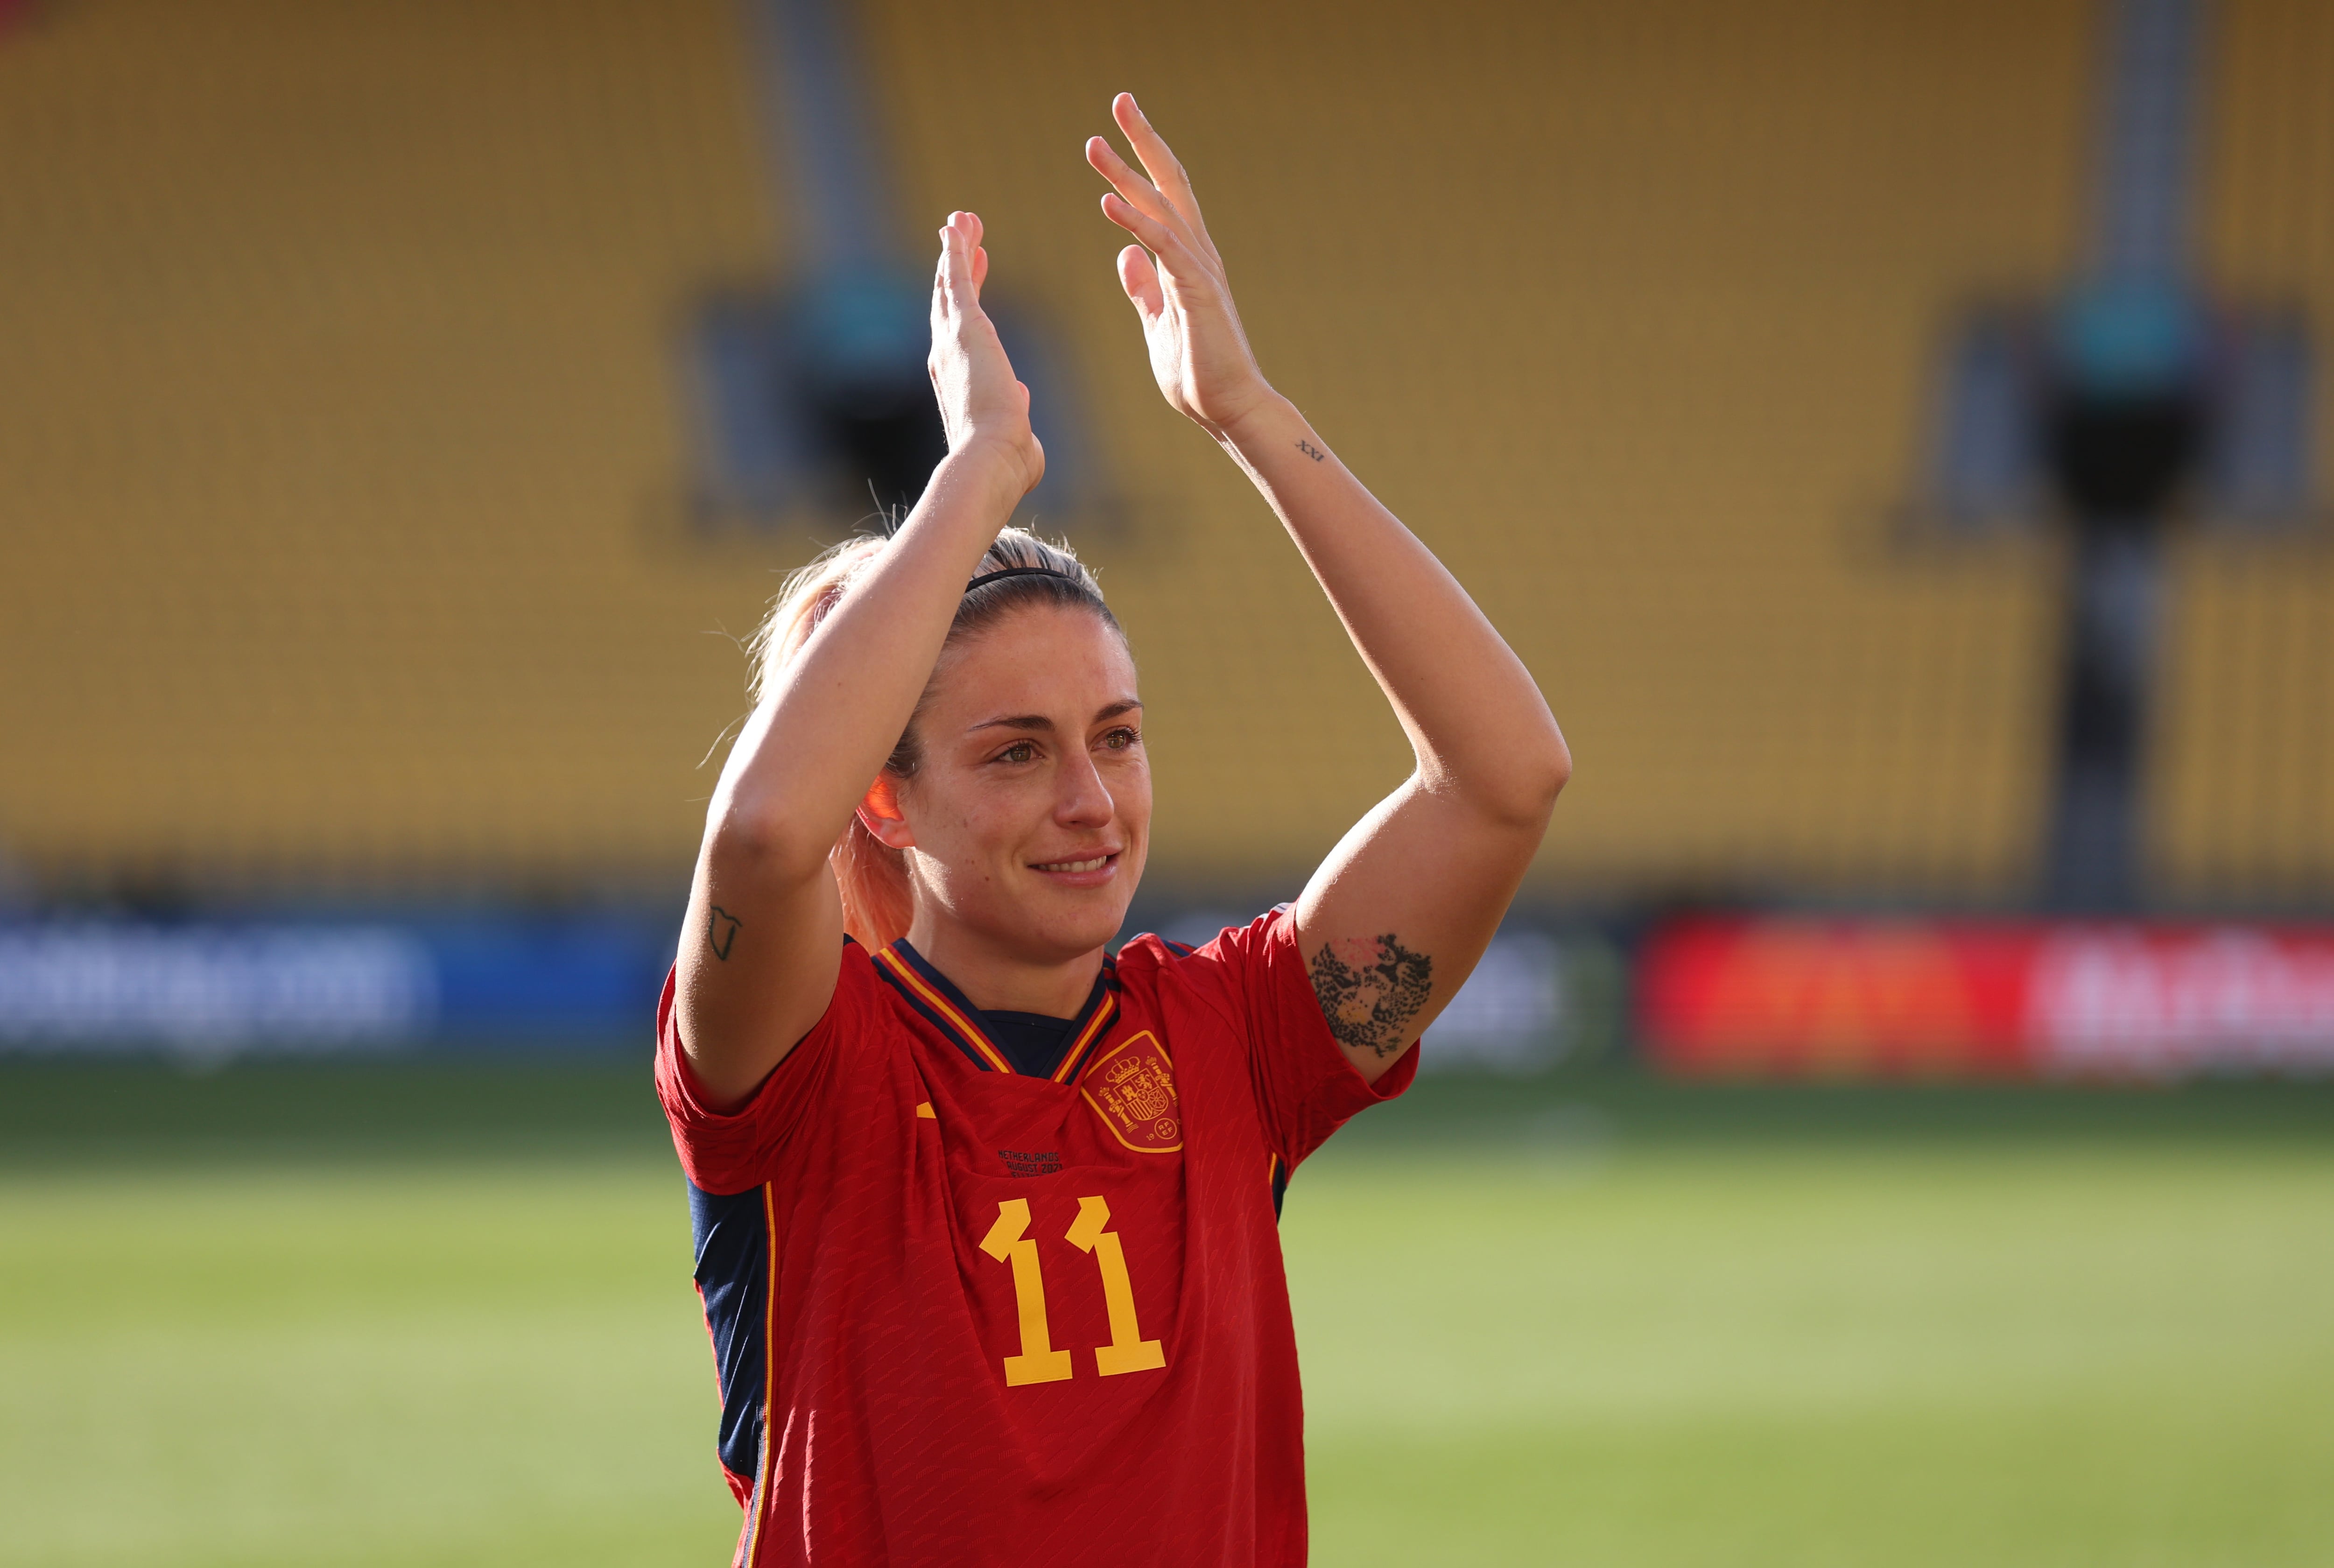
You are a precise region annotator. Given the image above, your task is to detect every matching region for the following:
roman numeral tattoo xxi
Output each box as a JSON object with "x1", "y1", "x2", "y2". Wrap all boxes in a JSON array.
[
  {"x1": 1295, "y1": 439, "x2": 1327, "y2": 462},
  {"x1": 706, "y1": 905, "x2": 743, "y2": 962},
  {"x1": 1308, "y1": 933, "x2": 1433, "y2": 1058}
]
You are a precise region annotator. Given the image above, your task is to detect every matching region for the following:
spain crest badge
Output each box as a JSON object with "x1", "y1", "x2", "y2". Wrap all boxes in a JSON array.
[{"x1": 1080, "y1": 1031, "x2": 1181, "y2": 1153}]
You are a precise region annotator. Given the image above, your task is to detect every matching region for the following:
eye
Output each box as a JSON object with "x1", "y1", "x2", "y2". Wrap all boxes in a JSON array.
[
  {"x1": 996, "y1": 740, "x2": 1039, "y2": 765},
  {"x1": 1100, "y1": 726, "x2": 1140, "y2": 751}
]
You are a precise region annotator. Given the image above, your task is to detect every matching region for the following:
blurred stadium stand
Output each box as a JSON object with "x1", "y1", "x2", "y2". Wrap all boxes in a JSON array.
[
  {"x1": 0, "y1": 0, "x2": 2328, "y2": 1060},
  {"x1": 0, "y1": 0, "x2": 784, "y2": 896},
  {"x1": 2155, "y1": 0, "x2": 2334, "y2": 902}
]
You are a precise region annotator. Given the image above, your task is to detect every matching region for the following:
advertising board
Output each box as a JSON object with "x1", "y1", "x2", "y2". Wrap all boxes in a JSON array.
[{"x1": 1640, "y1": 914, "x2": 2334, "y2": 1078}]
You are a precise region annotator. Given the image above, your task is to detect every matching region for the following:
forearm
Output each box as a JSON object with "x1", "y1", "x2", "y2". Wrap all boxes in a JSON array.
[
  {"x1": 1083, "y1": 95, "x2": 1564, "y2": 1078},
  {"x1": 1218, "y1": 395, "x2": 1569, "y2": 820},
  {"x1": 708, "y1": 447, "x2": 1024, "y2": 870}
]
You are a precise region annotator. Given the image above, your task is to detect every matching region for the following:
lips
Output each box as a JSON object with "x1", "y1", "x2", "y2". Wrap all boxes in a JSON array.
[
  {"x1": 1027, "y1": 844, "x2": 1126, "y2": 888},
  {"x1": 1032, "y1": 853, "x2": 1115, "y2": 873}
]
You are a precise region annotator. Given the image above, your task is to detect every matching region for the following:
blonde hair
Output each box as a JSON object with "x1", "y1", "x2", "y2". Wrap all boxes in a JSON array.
[{"x1": 746, "y1": 526, "x2": 1120, "y2": 949}]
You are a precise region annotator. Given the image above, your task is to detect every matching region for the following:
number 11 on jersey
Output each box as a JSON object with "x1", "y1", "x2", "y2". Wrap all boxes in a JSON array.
[
  {"x1": 978, "y1": 1199, "x2": 1073, "y2": 1386},
  {"x1": 980, "y1": 1195, "x2": 1165, "y2": 1385},
  {"x1": 1066, "y1": 1195, "x2": 1167, "y2": 1375}
]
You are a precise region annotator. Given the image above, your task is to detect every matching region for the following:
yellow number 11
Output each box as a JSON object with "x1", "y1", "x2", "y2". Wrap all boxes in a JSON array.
[{"x1": 979, "y1": 1196, "x2": 1166, "y2": 1386}]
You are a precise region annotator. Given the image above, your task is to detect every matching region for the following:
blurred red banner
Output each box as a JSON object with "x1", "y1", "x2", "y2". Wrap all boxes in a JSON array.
[{"x1": 1639, "y1": 915, "x2": 2334, "y2": 1079}]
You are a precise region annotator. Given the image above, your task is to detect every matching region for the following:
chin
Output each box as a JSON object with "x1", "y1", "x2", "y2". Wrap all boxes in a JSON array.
[
  {"x1": 1011, "y1": 881, "x2": 1139, "y2": 962},
  {"x1": 942, "y1": 855, "x2": 1144, "y2": 963},
  {"x1": 1029, "y1": 901, "x2": 1132, "y2": 960}
]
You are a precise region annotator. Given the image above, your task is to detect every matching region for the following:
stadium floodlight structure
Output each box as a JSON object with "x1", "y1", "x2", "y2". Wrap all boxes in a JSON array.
[
  {"x1": 1919, "y1": 0, "x2": 2317, "y2": 912},
  {"x1": 685, "y1": 0, "x2": 1097, "y2": 525}
]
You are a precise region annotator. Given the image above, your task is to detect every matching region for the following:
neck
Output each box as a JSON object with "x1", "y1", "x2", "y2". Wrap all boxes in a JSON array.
[{"x1": 904, "y1": 913, "x2": 1104, "y2": 1017}]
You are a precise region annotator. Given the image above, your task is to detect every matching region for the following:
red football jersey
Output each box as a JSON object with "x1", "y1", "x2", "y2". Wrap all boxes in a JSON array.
[{"x1": 654, "y1": 907, "x2": 1416, "y2": 1567}]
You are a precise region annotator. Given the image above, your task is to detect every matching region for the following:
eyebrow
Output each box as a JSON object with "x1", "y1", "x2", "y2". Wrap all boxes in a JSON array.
[{"x1": 967, "y1": 699, "x2": 1143, "y2": 735}]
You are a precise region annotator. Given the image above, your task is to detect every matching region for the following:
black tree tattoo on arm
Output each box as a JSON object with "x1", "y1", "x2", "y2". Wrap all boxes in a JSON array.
[
  {"x1": 1308, "y1": 933, "x2": 1433, "y2": 1058},
  {"x1": 706, "y1": 905, "x2": 743, "y2": 962}
]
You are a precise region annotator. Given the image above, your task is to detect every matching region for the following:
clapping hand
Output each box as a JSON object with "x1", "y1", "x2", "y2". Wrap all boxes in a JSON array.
[
  {"x1": 1088, "y1": 94, "x2": 1276, "y2": 440},
  {"x1": 928, "y1": 210, "x2": 1045, "y2": 498}
]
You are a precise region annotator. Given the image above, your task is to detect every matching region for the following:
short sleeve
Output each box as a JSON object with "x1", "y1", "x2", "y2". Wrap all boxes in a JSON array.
[
  {"x1": 653, "y1": 942, "x2": 873, "y2": 1195},
  {"x1": 1183, "y1": 907, "x2": 1417, "y2": 1170}
]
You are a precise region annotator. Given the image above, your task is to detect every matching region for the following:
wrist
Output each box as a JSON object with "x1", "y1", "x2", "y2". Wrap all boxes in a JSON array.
[
  {"x1": 935, "y1": 437, "x2": 1037, "y2": 509},
  {"x1": 1215, "y1": 387, "x2": 1298, "y2": 452}
]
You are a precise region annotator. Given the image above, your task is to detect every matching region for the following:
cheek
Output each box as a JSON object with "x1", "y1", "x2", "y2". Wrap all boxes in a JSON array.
[
  {"x1": 913, "y1": 773, "x2": 1051, "y2": 859},
  {"x1": 1108, "y1": 756, "x2": 1154, "y2": 823}
]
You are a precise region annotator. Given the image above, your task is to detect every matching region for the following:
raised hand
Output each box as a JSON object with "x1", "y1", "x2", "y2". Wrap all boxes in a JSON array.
[
  {"x1": 1087, "y1": 94, "x2": 1274, "y2": 438},
  {"x1": 928, "y1": 210, "x2": 1045, "y2": 497}
]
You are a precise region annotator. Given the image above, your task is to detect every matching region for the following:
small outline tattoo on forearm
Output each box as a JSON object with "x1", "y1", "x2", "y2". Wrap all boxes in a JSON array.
[
  {"x1": 707, "y1": 906, "x2": 743, "y2": 962},
  {"x1": 1308, "y1": 933, "x2": 1433, "y2": 1058},
  {"x1": 1295, "y1": 439, "x2": 1327, "y2": 462}
]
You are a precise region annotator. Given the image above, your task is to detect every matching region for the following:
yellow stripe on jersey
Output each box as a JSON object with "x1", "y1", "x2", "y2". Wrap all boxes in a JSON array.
[
  {"x1": 873, "y1": 947, "x2": 1017, "y2": 1075},
  {"x1": 1050, "y1": 991, "x2": 1119, "y2": 1083}
]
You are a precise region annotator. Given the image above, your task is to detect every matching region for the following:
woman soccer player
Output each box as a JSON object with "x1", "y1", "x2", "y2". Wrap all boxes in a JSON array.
[{"x1": 657, "y1": 93, "x2": 1569, "y2": 1567}]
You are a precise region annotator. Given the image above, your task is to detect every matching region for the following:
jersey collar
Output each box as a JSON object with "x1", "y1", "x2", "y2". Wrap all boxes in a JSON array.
[{"x1": 872, "y1": 939, "x2": 1119, "y2": 1082}]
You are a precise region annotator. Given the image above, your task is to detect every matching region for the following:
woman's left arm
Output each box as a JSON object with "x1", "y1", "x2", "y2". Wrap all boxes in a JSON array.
[
  {"x1": 1090, "y1": 96, "x2": 1570, "y2": 1084},
  {"x1": 1222, "y1": 397, "x2": 1569, "y2": 1083}
]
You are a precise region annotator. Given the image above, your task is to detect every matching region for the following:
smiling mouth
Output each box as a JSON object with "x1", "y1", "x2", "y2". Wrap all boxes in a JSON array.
[{"x1": 1032, "y1": 854, "x2": 1116, "y2": 873}]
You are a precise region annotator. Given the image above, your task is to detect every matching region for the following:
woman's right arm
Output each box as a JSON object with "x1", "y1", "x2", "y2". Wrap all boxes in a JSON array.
[{"x1": 675, "y1": 211, "x2": 1043, "y2": 1111}]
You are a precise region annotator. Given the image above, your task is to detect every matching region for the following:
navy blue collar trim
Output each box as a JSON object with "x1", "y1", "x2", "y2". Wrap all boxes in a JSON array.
[{"x1": 874, "y1": 939, "x2": 1116, "y2": 1079}]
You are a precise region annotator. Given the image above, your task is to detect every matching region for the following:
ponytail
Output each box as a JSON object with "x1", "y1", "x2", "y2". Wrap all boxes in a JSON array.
[{"x1": 745, "y1": 527, "x2": 1118, "y2": 950}]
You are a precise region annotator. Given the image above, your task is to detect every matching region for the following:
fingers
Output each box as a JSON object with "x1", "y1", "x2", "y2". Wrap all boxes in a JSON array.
[
  {"x1": 1111, "y1": 93, "x2": 1211, "y2": 239},
  {"x1": 1116, "y1": 244, "x2": 1164, "y2": 320},
  {"x1": 936, "y1": 212, "x2": 969, "y2": 313},
  {"x1": 934, "y1": 211, "x2": 987, "y2": 313},
  {"x1": 1098, "y1": 190, "x2": 1191, "y2": 267},
  {"x1": 932, "y1": 227, "x2": 952, "y2": 324},
  {"x1": 1085, "y1": 135, "x2": 1184, "y2": 241}
]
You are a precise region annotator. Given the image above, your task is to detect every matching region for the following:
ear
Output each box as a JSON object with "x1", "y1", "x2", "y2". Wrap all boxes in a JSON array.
[{"x1": 855, "y1": 775, "x2": 916, "y2": 851}]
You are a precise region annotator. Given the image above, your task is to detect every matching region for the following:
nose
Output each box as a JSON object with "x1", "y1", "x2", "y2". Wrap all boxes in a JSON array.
[{"x1": 1054, "y1": 748, "x2": 1114, "y2": 830}]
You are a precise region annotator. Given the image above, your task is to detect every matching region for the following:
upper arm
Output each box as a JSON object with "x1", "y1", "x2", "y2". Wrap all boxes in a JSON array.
[
  {"x1": 1165, "y1": 917, "x2": 1414, "y2": 1170},
  {"x1": 673, "y1": 827, "x2": 848, "y2": 1112},
  {"x1": 1293, "y1": 774, "x2": 1556, "y2": 1083}
]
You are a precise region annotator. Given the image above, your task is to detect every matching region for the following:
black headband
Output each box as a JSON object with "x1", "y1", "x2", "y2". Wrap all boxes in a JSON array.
[{"x1": 965, "y1": 564, "x2": 1078, "y2": 593}]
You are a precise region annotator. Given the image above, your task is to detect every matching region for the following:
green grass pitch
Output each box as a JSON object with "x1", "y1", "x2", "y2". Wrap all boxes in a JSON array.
[{"x1": 3, "y1": 1062, "x2": 2332, "y2": 1566}]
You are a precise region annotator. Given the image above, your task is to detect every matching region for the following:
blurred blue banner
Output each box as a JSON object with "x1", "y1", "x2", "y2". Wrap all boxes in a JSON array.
[{"x1": 0, "y1": 914, "x2": 674, "y2": 1059}]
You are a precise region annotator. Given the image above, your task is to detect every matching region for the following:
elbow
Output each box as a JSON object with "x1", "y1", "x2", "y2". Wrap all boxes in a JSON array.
[
  {"x1": 705, "y1": 795, "x2": 839, "y2": 888},
  {"x1": 1546, "y1": 731, "x2": 1574, "y2": 800},
  {"x1": 1439, "y1": 728, "x2": 1570, "y2": 832},
  {"x1": 1511, "y1": 733, "x2": 1572, "y2": 826},
  {"x1": 1501, "y1": 725, "x2": 1573, "y2": 828}
]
